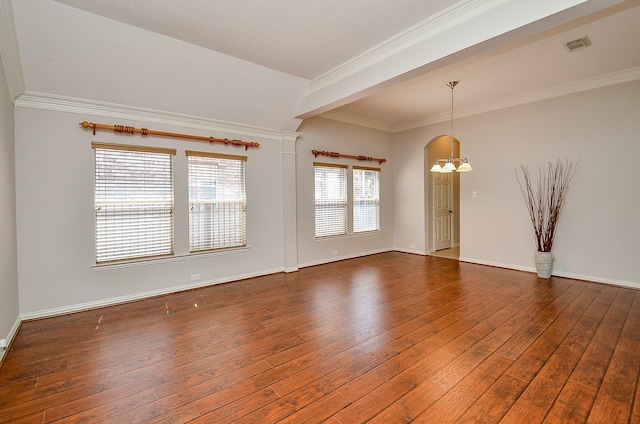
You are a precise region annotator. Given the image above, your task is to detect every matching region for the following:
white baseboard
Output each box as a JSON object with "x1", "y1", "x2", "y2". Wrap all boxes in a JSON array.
[
  {"x1": 283, "y1": 266, "x2": 299, "y2": 273},
  {"x1": 18, "y1": 249, "x2": 391, "y2": 322},
  {"x1": 551, "y1": 270, "x2": 640, "y2": 290},
  {"x1": 16, "y1": 253, "x2": 640, "y2": 325},
  {"x1": 459, "y1": 256, "x2": 640, "y2": 289},
  {"x1": 458, "y1": 256, "x2": 534, "y2": 273},
  {"x1": 298, "y1": 248, "x2": 393, "y2": 269},
  {"x1": 394, "y1": 247, "x2": 428, "y2": 256},
  {"x1": 20, "y1": 267, "x2": 284, "y2": 321},
  {"x1": 0, "y1": 315, "x2": 21, "y2": 366}
]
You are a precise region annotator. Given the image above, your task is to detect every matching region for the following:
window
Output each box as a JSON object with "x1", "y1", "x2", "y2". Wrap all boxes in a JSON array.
[
  {"x1": 93, "y1": 142, "x2": 176, "y2": 263},
  {"x1": 314, "y1": 162, "x2": 348, "y2": 238},
  {"x1": 353, "y1": 166, "x2": 380, "y2": 233},
  {"x1": 187, "y1": 151, "x2": 247, "y2": 252}
]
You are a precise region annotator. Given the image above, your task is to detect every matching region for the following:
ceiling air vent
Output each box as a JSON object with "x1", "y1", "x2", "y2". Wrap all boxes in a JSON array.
[{"x1": 564, "y1": 36, "x2": 591, "y2": 52}]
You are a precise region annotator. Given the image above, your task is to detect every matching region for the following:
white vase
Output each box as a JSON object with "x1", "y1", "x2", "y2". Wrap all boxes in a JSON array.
[{"x1": 535, "y1": 251, "x2": 554, "y2": 279}]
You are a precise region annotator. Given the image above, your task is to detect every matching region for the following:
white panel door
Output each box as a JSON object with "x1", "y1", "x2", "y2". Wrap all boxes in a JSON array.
[{"x1": 433, "y1": 172, "x2": 453, "y2": 251}]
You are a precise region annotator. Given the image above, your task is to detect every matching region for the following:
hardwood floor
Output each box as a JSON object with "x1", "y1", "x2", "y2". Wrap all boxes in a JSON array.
[{"x1": 1, "y1": 252, "x2": 639, "y2": 423}]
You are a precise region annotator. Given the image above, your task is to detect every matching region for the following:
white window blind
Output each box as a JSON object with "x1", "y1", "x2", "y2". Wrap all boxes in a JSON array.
[
  {"x1": 314, "y1": 162, "x2": 348, "y2": 238},
  {"x1": 187, "y1": 151, "x2": 247, "y2": 252},
  {"x1": 93, "y1": 142, "x2": 176, "y2": 263},
  {"x1": 353, "y1": 166, "x2": 380, "y2": 233}
]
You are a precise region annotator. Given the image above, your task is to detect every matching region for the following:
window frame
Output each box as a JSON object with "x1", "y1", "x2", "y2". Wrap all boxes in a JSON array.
[
  {"x1": 186, "y1": 150, "x2": 247, "y2": 253},
  {"x1": 314, "y1": 162, "x2": 348, "y2": 238},
  {"x1": 353, "y1": 165, "x2": 381, "y2": 233},
  {"x1": 92, "y1": 142, "x2": 176, "y2": 264}
]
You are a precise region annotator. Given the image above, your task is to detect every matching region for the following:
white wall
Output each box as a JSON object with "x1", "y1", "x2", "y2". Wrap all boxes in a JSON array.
[
  {"x1": 7, "y1": 0, "x2": 315, "y2": 317},
  {"x1": 6, "y1": 0, "x2": 640, "y2": 322},
  {"x1": 0, "y1": 48, "x2": 20, "y2": 355},
  {"x1": 392, "y1": 125, "x2": 440, "y2": 255},
  {"x1": 12, "y1": 0, "x2": 309, "y2": 131},
  {"x1": 14, "y1": 106, "x2": 291, "y2": 316},
  {"x1": 394, "y1": 81, "x2": 640, "y2": 287},
  {"x1": 295, "y1": 117, "x2": 394, "y2": 266}
]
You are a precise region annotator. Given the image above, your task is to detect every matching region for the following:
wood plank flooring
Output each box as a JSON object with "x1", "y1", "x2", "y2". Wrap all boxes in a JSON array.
[{"x1": 1, "y1": 252, "x2": 639, "y2": 423}]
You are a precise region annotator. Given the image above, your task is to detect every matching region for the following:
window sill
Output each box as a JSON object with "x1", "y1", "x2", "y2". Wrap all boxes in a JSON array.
[
  {"x1": 92, "y1": 246, "x2": 250, "y2": 271},
  {"x1": 314, "y1": 230, "x2": 382, "y2": 241}
]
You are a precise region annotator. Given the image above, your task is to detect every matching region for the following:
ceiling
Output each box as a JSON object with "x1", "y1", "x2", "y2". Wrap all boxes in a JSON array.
[{"x1": 52, "y1": 0, "x2": 640, "y2": 130}]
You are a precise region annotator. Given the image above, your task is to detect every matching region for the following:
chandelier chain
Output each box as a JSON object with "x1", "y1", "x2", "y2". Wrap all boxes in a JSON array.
[
  {"x1": 430, "y1": 81, "x2": 472, "y2": 173},
  {"x1": 450, "y1": 82, "x2": 454, "y2": 139}
]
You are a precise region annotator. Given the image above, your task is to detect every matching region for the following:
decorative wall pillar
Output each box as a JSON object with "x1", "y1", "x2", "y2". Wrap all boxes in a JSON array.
[{"x1": 281, "y1": 131, "x2": 300, "y2": 272}]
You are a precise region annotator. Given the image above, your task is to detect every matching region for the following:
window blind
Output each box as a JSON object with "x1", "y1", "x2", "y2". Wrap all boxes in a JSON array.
[
  {"x1": 93, "y1": 142, "x2": 176, "y2": 263},
  {"x1": 187, "y1": 151, "x2": 247, "y2": 252},
  {"x1": 314, "y1": 162, "x2": 348, "y2": 238},
  {"x1": 353, "y1": 166, "x2": 380, "y2": 233}
]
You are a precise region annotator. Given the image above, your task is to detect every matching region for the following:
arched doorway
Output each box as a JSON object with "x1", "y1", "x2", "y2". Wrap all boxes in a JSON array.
[{"x1": 424, "y1": 136, "x2": 460, "y2": 259}]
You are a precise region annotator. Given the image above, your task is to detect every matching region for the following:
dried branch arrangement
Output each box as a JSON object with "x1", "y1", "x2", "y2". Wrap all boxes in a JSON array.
[{"x1": 516, "y1": 158, "x2": 578, "y2": 252}]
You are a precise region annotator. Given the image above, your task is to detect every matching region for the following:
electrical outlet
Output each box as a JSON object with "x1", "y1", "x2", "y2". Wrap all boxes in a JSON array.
[
  {"x1": 191, "y1": 274, "x2": 200, "y2": 281},
  {"x1": 332, "y1": 251, "x2": 338, "y2": 256},
  {"x1": 410, "y1": 244, "x2": 416, "y2": 249}
]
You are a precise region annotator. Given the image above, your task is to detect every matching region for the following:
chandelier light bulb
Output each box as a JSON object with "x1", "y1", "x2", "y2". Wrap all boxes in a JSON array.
[
  {"x1": 457, "y1": 162, "x2": 473, "y2": 172},
  {"x1": 442, "y1": 162, "x2": 457, "y2": 172},
  {"x1": 428, "y1": 81, "x2": 473, "y2": 174}
]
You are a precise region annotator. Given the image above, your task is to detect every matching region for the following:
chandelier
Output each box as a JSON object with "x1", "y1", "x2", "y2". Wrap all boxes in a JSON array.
[{"x1": 430, "y1": 81, "x2": 473, "y2": 173}]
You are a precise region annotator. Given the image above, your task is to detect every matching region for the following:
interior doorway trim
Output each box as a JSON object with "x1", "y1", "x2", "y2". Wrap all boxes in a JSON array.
[{"x1": 425, "y1": 135, "x2": 460, "y2": 258}]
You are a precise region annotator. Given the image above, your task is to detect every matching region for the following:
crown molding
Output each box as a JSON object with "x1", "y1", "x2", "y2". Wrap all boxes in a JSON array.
[
  {"x1": 309, "y1": 0, "x2": 498, "y2": 94},
  {"x1": 279, "y1": 130, "x2": 301, "y2": 143},
  {"x1": 394, "y1": 66, "x2": 640, "y2": 132},
  {"x1": 12, "y1": 68, "x2": 638, "y2": 139},
  {"x1": 0, "y1": 0, "x2": 25, "y2": 102},
  {"x1": 321, "y1": 67, "x2": 640, "y2": 133},
  {"x1": 318, "y1": 111, "x2": 394, "y2": 132},
  {"x1": 14, "y1": 91, "x2": 300, "y2": 142}
]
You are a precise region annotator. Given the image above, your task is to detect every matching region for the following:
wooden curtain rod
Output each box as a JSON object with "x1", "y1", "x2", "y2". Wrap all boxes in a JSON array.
[
  {"x1": 312, "y1": 149, "x2": 386, "y2": 164},
  {"x1": 80, "y1": 121, "x2": 260, "y2": 150}
]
